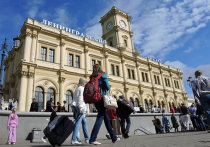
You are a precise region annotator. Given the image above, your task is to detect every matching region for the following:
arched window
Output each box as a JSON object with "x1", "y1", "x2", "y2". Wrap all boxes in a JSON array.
[
  {"x1": 144, "y1": 99, "x2": 148, "y2": 112},
  {"x1": 158, "y1": 101, "x2": 161, "y2": 108},
  {"x1": 47, "y1": 88, "x2": 55, "y2": 105},
  {"x1": 130, "y1": 98, "x2": 134, "y2": 106},
  {"x1": 172, "y1": 102, "x2": 175, "y2": 107},
  {"x1": 162, "y1": 101, "x2": 165, "y2": 108},
  {"x1": 134, "y1": 98, "x2": 139, "y2": 107},
  {"x1": 35, "y1": 87, "x2": 44, "y2": 112},
  {"x1": 169, "y1": 102, "x2": 172, "y2": 108},
  {"x1": 66, "y1": 90, "x2": 73, "y2": 112},
  {"x1": 148, "y1": 100, "x2": 153, "y2": 112}
]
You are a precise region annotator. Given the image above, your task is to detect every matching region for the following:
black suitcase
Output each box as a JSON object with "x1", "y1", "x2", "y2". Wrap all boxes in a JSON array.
[
  {"x1": 117, "y1": 98, "x2": 134, "y2": 115},
  {"x1": 43, "y1": 115, "x2": 75, "y2": 146}
]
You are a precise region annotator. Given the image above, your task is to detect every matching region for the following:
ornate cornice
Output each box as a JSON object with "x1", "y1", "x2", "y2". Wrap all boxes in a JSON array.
[
  {"x1": 60, "y1": 42, "x2": 65, "y2": 46},
  {"x1": 28, "y1": 72, "x2": 34, "y2": 78},
  {"x1": 32, "y1": 34, "x2": 38, "y2": 38},
  {"x1": 26, "y1": 32, "x2": 32, "y2": 37},
  {"x1": 18, "y1": 70, "x2": 28, "y2": 78}
]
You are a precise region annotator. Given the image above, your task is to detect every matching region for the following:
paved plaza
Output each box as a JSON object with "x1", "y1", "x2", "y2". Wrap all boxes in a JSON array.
[{"x1": 0, "y1": 131, "x2": 210, "y2": 147}]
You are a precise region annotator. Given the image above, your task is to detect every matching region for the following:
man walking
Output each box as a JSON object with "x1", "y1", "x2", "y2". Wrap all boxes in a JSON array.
[
  {"x1": 192, "y1": 70, "x2": 210, "y2": 126},
  {"x1": 189, "y1": 104, "x2": 198, "y2": 130},
  {"x1": 162, "y1": 114, "x2": 170, "y2": 133},
  {"x1": 180, "y1": 103, "x2": 189, "y2": 131},
  {"x1": 46, "y1": 98, "x2": 54, "y2": 112},
  {"x1": 153, "y1": 116, "x2": 163, "y2": 134},
  {"x1": 30, "y1": 98, "x2": 38, "y2": 112}
]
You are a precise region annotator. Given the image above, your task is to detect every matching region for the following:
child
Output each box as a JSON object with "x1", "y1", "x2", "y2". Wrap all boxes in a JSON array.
[{"x1": 7, "y1": 108, "x2": 18, "y2": 145}]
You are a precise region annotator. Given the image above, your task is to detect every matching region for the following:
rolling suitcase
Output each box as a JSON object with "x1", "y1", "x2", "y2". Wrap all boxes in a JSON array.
[
  {"x1": 117, "y1": 98, "x2": 134, "y2": 115},
  {"x1": 43, "y1": 115, "x2": 75, "y2": 146}
]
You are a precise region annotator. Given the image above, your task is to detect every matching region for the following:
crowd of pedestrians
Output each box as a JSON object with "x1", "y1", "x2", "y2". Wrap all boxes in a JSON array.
[{"x1": 2, "y1": 68, "x2": 210, "y2": 145}]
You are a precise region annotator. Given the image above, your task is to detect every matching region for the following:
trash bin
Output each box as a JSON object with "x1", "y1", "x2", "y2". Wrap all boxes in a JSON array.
[{"x1": 31, "y1": 128, "x2": 42, "y2": 143}]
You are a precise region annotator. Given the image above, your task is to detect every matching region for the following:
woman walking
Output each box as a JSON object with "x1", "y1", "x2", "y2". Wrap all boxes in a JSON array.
[
  {"x1": 7, "y1": 108, "x2": 18, "y2": 145},
  {"x1": 89, "y1": 64, "x2": 120, "y2": 145},
  {"x1": 71, "y1": 77, "x2": 90, "y2": 145},
  {"x1": 171, "y1": 113, "x2": 179, "y2": 132}
]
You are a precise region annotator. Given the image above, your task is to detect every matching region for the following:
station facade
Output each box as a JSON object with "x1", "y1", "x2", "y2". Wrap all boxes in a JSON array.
[{"x1": 2, "y1": 7, "x2": 187, "y2": 112}]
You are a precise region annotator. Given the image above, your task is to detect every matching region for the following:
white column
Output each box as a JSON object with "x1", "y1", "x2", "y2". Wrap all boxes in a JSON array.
[
  {"x1": 23, "y1": 31, "x2": 32, "y2": 62},
  {"x1": 44, "y1": 92, "x2": 47, "y2": 109},
  {"x1": 30, "y1": 33, "x2": 37, "y2": 62},
  {"x1": 17, "y1": 71, "x2": 28, "y2": 112},
  {"x1": 59, "y1": 77, "x2": 65, "y2": 104},
  {"x1": 25, "y1": 73, "x2": 34, "y2": 112},
  {"x1": 60, "y1": 41, "x2": 65, "y2": 69}
]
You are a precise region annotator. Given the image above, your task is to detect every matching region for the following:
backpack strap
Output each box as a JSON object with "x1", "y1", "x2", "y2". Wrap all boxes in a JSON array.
[{"x1": 96, "y1": 72, "x2": 104, "y2": 80}]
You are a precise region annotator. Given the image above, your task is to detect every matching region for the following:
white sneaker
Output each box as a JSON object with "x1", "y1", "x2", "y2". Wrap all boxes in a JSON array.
[
  {"x1": 6, "y1": 142, "x2": 11, "y2": 145},
  {"x1": 42, "y1": 138, "x2": 47, "y2": 143},
  {"x1": 85, "y1": 140, "x2": 89, "y2": 144},
  {"x1": 71, "y1": 141, "x2": 82, "y2": 145},
  {"x1": 12, "y1": 142, "x2": 15, "y2": 145}
]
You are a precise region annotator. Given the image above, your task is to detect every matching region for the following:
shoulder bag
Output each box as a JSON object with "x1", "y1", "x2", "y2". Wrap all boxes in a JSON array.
[{"x1": 103, "y1": 90, "x2": 118, "y2": 109}]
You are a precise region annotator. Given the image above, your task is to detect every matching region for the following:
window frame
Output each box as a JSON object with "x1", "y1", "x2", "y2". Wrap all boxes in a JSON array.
[
  {"x1": 75, "y1": 55, "x2": 80, "y2": 68},
  {"x1": 41, "y1": 47, "x2": 47, "y2": 61},
  {"x1": 49, "y1": 49, "x2": 54, "y2": 62},
  {"x1": 69, "y1": 54, "x2": 74, "y2": 67}
]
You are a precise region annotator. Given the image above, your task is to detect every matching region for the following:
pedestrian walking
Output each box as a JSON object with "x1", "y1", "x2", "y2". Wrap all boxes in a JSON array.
[
  {"x1": 162, "y1": 107, "x2": 166, "y2": 113},
  {"x1": 170, "y1": 107, "x2": 175, "y2": 113},
  {"x1": 8, "y1": 98, "x2": 17, "y2": 110},
  {"x1": 6, "y1": 108, "x2": 18, "y2": 145},
  {"x1": 189, "y1": 104, "x2": 198, "y2": 130},
  {"x1": 171, "y1": 113, "x2": 179, "y2": 132},
  {"x1": 63, "y1": 100, "x2": 68, "y2": 112},
  {"x1": 139, "y1": 105, "x2": 144, "y2": 113},
  {"x1": 57, "y1": 102, "x2": 61, "y2": 112},
  {"x1": 42, "y1": 106, "x2": 57, "y2": 143},
  {"x1": 30, "y1": 98, "x2": 38, "y2": 112},
  {"x1": 46, "y1": 98, "x2": 53, "y2": 112},
  {"x1": 195, "y1": 100, "x2": 206, "y2": 131},
  {"x1": 153, "y1": 116, "x2": 163, "y2": 134},
  {"x1": 116, "y1": 96, "x2": 133, "y2": 139},
  {"x1": 89, "y1": 64, "x2": 120, "y2": 145},
  {"x1": 71, "y1": 77, "x2": 90, "y2": 145},
  {"x1": 192, "y1": 70, "x2": 210, "y2": 126},
  {"x1": 162, "y1": 114, "x2": 170, "y2": 133},
  {"x1": 106, "y1": 108, "x2": 117, "y2": 139},
  {"x1": 180, "y1": 103, "x2": 189, "y2": 131}
]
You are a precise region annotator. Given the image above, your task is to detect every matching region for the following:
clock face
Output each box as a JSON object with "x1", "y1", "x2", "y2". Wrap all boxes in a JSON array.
[
  {"x1": 107, "y1": 22, "x2": 112, "y2": 30},
  {"x1": 120, "y1": 20, "x2": 126, "y2": 28}
]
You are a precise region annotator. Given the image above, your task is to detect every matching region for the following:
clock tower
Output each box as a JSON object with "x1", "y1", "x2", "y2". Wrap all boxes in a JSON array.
[{"x1": 100, "y1": 6, "x2": 134, "y2": 52}]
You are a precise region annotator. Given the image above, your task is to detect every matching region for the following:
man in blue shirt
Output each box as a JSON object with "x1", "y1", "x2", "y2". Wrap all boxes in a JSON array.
[
  {"x1": 189, "y1": 104, "x2": 198, "y2": 130},
  {"x1": 162, "y1": 114, "x2": 170, "y2": 133}
]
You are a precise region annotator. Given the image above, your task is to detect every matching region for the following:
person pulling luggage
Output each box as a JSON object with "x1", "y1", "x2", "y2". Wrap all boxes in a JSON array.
[
  {"x1": 116, "y1": 95, "x2": 134, "y2": 138},
  {"x1": 42, "y1": 106, "x2": 57, "y2": 143}
]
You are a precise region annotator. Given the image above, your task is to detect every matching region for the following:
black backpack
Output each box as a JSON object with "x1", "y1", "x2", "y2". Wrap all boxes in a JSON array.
[{"x1": 196, "y1": 104, "x2": 204, "y2": 115}]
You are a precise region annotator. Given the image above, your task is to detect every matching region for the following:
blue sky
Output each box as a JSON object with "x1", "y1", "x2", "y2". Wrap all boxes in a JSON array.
[{"x1": 0, "y1": 0, "x2": 210, "y2": 98}]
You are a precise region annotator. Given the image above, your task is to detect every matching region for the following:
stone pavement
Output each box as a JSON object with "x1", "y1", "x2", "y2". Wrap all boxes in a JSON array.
[{"x1": 0, "y1": 131, "x2": 210, "y2": 147}]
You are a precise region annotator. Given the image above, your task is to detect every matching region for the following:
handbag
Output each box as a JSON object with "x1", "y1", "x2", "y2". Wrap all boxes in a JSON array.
[{"x1": 103, "y1": 90, "x2": 118, "y2": 109}]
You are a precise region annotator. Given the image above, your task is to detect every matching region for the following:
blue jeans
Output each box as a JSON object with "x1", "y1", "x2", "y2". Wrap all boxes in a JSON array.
[
  {"x1": 90, "y1": 99, "x2": 117, "y2": 143},
  {"x1": 197, "y1": 115, "x2": 206, "y2": 131},
  {"x1": 119, "y1": 115, "x2": 131, "y2": 134},
  {"x1": 199, "y1": 94, "x2": 210, "y2": 126},
  {"x1": 191, "y1": 117, "x2": 198, "y2": 129},
  {"x1": 72, "y1": 109, "x2": 90, "y2": 142},
  {"x1": 164, "y1": 125, "x2": 170, "y2": 133}
]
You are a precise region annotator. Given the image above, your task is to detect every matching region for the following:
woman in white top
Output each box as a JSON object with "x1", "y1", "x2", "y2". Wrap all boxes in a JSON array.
[{"x1": 71, "y1": 77, "x2": 90, "y2": 145}]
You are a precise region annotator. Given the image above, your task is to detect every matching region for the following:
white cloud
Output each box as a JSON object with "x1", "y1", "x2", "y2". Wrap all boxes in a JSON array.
[
  {"x1": 83, "y1": 0, "x2": 210, "y2": 58},
  {"x1": 184, "y1": 47, "x2": 193, "y2": 53},
  {"x1": 164, "y1": 60, "x2": 210, "y2": 81},
  {"x1": 26, "y1": 0, "x2": 44, "y2": 18}
]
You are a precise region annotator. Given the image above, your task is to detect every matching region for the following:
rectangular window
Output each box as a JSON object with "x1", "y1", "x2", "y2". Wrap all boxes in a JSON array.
[
  {"x1": 97, "y1": 61, "x2": 101, "y2": 65},
  {"x1": 177, "y1": 81, "x2": 179, "y2": 89},
  {"x1": 142, "y1": 72, "x2": 145, "y2": 82},
  {"x1": 157, "y1": 76, "x2": 160, "y2": 85},
  {"x1": 167, "y1": 79, "x2": 170, "y2": 87},
  {"x1": 174, "y1": 80, "x2": 177, "y2": 88},
  {"x1": 127, "y1": 69, "x2": 131, "y2": 79},
  {"x1": 76, "y1": 56, "x2": 80, "y2": 68},
  {"x1": 165, "y1": 78, "x2": 168, "y2": 86},
  {"x1": 116, "y1": 66, "x2": 119, "y2": 76},
  {"x1": 154, "y1": 75, "x2": 157, "y2": 84},
  {"x1": 131, "y1": 70, "x2": 135, "y2": 79},
  {"x1": 92, "y1": 60, "x2": 95, "y2": 70},
  {"x1": 49, "y1": 49, "x2": 54, "y2": 62},
  {"x1": 41, "y1": 47, "x2": 47, "y2": 61},
  {"x1": 145, "y1": 73, "x2": 148, "y2": 82},
  {"x1": 69, "y1": 54, "x2": 73, "y2": 67},
  {"x1": 110, "y1": 41, "x2": 113, "y2": 47},
  {"x1": 111, "y1": 64, "x2": 115, "y2": 75},
  {"x1": 124, "y1": 40, "x2": 127, "y2": 46}
]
